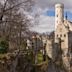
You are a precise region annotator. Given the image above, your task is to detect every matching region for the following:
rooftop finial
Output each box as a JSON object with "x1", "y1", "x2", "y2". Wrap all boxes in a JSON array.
[{"x1": 65, "y1": 12, "x2": 67, "y2": 20}]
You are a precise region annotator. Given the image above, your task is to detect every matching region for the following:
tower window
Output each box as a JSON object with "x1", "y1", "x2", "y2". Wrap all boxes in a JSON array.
[
  {"x1": 60, "y1": 34, "x2": 62, "y2": 37},
  {"x1": 64, "y1": 34, "x2": 66, "y2": 37},
  {"x1": 57, "y1": 34, "x2": 58, "y2": 37},
  {"x1": 57, "y1": 14, "x2": 58, "y2": 17}
]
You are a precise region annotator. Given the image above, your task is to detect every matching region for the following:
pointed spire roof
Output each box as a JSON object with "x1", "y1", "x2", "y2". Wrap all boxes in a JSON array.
[{"x1": 65, "y1": 12, "x2": 67, "y2": 20}]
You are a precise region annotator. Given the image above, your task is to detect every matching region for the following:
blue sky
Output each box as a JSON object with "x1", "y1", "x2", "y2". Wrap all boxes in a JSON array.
[
  {"x1": 44, "y1": 10, "x2": 55, "y2": 16},
  {"x1": 44, "y1": 9, "x2": 72, "y2": 21}
]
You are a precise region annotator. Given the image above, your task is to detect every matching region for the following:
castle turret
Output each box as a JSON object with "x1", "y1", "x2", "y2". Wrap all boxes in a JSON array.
[{"x1": 55, "y1": 3, "x2": 64, "y2": 29}]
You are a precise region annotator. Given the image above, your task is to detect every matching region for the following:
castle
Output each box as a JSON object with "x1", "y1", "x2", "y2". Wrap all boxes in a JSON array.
[
  {"x1": 46, "y1": 3, "x2": 72, "y2": 71},
  {"x1": 55, "y1": 3, "x2": 72, "y2": 71}
]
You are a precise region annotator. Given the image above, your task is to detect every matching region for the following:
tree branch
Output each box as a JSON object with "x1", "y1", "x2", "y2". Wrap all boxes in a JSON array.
[{"x1": 0, "y1": 0, "x2": 8, "y2": 20}]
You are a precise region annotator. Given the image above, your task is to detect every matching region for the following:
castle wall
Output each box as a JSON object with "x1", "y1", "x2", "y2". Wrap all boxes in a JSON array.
[{"x1": 46, "y1": 39, "x2": 53, "y2": 59}]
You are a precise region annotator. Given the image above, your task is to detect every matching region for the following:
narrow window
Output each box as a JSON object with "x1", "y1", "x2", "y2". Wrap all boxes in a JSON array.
[
  {"x1": 60, "y1": 34, "x2": 62, "y2": 37},
  {"x1": 64, "y1": 34, "x2": 66, "y2": 37},
  {"x1": 57, "y1": 34, "x2": 58, "y2": 37},
  {"x1": 57, "y1": 14, "x2": 58, "y2": 17}
]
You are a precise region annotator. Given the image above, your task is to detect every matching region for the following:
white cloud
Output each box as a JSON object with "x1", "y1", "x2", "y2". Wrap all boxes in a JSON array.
[
  {"x1": 36, "y1": 0, "x2": 72, "y2": 9},
  {"x1": 31, "y1": 15, "x2": 55, "y2": 33},
  {"x1": 30, "y1": 0, "x2": 72, "y2": 33},
  {"x1": 31, "y1": 0, "x2": 72, "y2": 33},
  {"x1": 29, "y1": 4, "x2": 55, "y2": 33}
]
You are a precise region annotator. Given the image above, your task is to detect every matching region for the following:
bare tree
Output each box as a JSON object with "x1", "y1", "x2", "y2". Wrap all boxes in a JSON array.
[
  {"x1": 0, "y1": 0, "x2": 36, "y2": 72},
  {"x1": 0, "y1": 0, "x2": 34, "y2": 51}
]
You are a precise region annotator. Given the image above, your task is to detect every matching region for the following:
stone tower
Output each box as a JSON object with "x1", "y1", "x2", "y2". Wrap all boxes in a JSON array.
[
  {"x1": 55, "y1": 3, "x2": 64, "y2": 29},
  {"x1": 55, "y1": 3, "x2": 64, "y2": 43}
]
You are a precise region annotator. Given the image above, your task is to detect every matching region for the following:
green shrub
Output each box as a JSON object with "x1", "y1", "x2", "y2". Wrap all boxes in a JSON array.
[
  {"x1": 0, "y1": 40, "x2": 9, "y2": 54},
  {"x1": 37, "y1": 51, "x2": 43, "y2": 64}
]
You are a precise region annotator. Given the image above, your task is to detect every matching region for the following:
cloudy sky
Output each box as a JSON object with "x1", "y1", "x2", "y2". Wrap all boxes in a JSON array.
[{"x1": 30, "y1": 0, "x2": 72, "y2": 33}]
